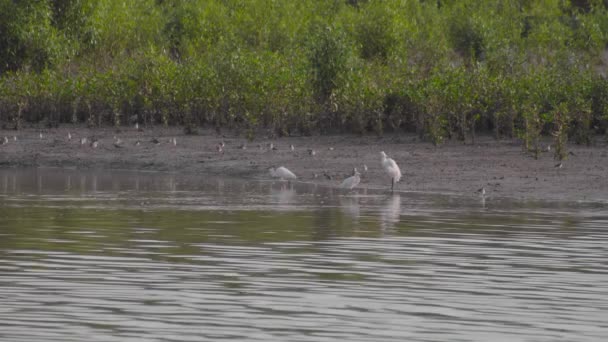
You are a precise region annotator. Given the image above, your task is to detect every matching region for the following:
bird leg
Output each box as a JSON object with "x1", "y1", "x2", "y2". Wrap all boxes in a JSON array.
[{"x1": 391, "y1": 178, "x2": 394, "y2": 192}]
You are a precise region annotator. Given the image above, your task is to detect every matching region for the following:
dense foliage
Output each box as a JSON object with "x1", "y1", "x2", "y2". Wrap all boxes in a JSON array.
[{"x1": 1, "y1": 0, "x2": 607, "y2": 153}]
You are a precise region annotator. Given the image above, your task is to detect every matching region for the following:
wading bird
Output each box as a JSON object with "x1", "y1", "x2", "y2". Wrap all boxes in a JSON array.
[
  {"x1": 380, "y1": 151, "x2": 402, "y2": 191},
  {"x1": 340, "y1": 168, "x2": 361, "y2": 190},
  {"x1": 269, "y1": 166, "x2": 297, "y2": 181}
]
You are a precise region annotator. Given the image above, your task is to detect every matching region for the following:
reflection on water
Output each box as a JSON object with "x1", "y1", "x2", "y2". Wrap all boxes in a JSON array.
[{"x1": 1, "y1": 168, "x2": 608, "y2": 342}]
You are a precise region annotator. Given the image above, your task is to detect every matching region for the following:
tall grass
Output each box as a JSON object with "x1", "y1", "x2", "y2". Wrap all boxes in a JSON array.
[{"x1": 1, "y1": 0, "x2": 608, "y2": 149}]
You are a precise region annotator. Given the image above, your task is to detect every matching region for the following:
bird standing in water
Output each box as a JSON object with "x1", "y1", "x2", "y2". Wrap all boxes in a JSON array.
[
  {"x1": 380, "y1": 151, "x2": 402, "y2": 191},
  {"x1": 340, "y1": 168, "x2": 361, "y2": 190}
]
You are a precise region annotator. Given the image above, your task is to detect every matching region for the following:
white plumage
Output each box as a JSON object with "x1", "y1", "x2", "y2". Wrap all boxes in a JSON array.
[
  {"x1": 340, "y1": 168, "x2": 361, "y2": 190},
  {"x1": 269, "y1": 166, "x2": 297, "y2": 180},
  {"x1": 380, "y1": 151, "x2": 401, "y2": 191}
]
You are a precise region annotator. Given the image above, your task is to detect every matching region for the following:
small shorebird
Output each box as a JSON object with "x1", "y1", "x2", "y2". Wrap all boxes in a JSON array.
[
  {"x1": 135, "y1": 140, "x2": 141, "y2": 146},
  {"x1": 90, "y1": 140, "x2": 99, "y2": 149},
  {"x1": 269, "y1": 166, "x2": 297, "y2": 181},
  {"x1": 363, "y1": 164, "x2": 368, "y2": 172},
  {"x1": 290, "y1": 144, "x2": 295, "y2": 151},
  {"x1": 216, "y1": 143, "x2": 224, "y2": 154},
  {"x1": 340, "y1": 168, "x2": 361, "y2": 190},
  {"x1": 555, "y1": 162, "x2": 563, "y2": 169},
  {"x1": 328, "y1": 147, "x2": 334, "y2": 151},
  {"x1": 67, "y1": 132, "x2": 72, "y2": 141},
  {"x1": 381, "y1": 151, "x2": 402, "y2": 191},
  {"x1": 80, "y1": 137, "x2": 88, "y2": 146},
  {"x1": 476, "y1": 187, "x2": 486, "y2": 197},
  {"x1": 1, "y1": 136, "x2": 8, "y2": 145}
]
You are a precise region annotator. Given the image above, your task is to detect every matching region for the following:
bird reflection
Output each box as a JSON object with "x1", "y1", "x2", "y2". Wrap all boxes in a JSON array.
[
  {"x1": 339, "y1": 195, "x2": 360, "y2": 220},
  {"x1": 270, "y1": 183, "x2": 296, "y2": 208},
  {"x1": 380, "y1": 193, "x2": 401, "y2": 231}
]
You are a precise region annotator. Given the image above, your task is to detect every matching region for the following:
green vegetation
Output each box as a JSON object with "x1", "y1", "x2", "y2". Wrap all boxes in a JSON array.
[{"x1": 1, "y1": 0, "x2": 608, "y2": 153}]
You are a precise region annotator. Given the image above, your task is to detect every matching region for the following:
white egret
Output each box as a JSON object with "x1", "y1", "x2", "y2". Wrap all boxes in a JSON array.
[
  {"x1": 269, "y1": 166, "x2": 297, "y2": 181},
  {"x1": 1, "y1": 136, "x2": 8, "y2": 145},
  {"x1": 380, "y1": 151, "x2": 402, "y2": 191},
  {"x1": 340, "y1": 168, "x2": 361, "y2": 190},
  {"x1": 67, "y1": 132, "x2": 72, "y2": 141}
]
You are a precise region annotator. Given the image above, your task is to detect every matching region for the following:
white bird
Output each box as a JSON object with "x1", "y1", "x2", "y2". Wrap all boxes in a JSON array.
[
  {"x1": 340, "y1": 168, "x2": 361, "y2": 190},
  {"x1": 381, "y1": 151, "x2": 402, "y2": 191},
  {"x1": 269, "y1": 166, "x2": 297, "y2": 181},
  {"x1": 1, "y1": 136, "x2": 8, "y2": 145},
  {"x1": 67, "y1": 132, "x2": 72, "y2": 141},
  {"x1": 290, "y1": 144, "x2": 295, "y2": 151},
  {"x1": 172, "y1": 137, "x2": 177, "y2": 146}
]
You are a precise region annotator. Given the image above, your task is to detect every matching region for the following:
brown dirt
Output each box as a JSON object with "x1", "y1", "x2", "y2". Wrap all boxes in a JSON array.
[{"x1": 0, "y1": 126, "x2": 606, "y2": 202}]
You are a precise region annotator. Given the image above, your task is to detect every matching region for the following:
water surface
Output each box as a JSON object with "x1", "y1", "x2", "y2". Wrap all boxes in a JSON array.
[{"x1": 1, "y1": 168, "x2": 607, "y2": 341}]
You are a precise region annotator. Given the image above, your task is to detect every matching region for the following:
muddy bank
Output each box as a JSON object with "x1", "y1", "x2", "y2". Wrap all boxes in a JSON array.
[{"x1": 0, "y1": 126, "x2": 606, "y2": 202}]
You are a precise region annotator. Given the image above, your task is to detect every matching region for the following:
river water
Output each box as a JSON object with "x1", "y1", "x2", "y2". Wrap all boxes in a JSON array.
[{"x1": 0, "y1": 168, "x2": 607, "y2": 341}]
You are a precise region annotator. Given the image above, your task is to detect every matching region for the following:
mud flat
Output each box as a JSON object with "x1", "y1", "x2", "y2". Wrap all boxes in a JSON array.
[{"x1": 0, "y1": 126, "x2": 606, "y2": 202}]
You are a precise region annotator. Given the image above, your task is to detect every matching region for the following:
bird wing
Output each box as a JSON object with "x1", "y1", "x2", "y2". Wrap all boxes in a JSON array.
[
  {"x1": 278, "y1": 167, "x2": 296, "y2": 179},
  {"x1": 340, "y1": 176, "x2": 353, "y2": 189},
  {"x1": 383, "y1": 158, "x2": 402, "y2": 182}
]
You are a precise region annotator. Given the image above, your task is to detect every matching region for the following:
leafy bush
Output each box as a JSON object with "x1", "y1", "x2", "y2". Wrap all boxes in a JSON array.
[{"x1": 1, "y1": 0, "x2": 607, "y2": 144}]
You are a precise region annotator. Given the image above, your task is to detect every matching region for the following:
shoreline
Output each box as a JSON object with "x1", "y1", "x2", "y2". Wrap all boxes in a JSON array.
[{"x1": 0, "y1": 126, "x2": 606, "y2": 202}]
